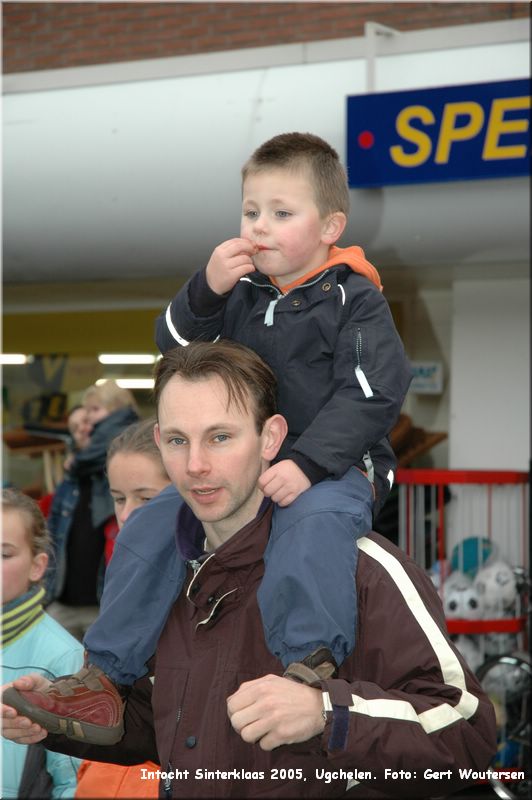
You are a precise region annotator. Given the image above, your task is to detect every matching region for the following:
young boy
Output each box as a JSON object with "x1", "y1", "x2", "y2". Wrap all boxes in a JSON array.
[{"x1": 5, "y1": 133, "x2": 412, "y2": 744}]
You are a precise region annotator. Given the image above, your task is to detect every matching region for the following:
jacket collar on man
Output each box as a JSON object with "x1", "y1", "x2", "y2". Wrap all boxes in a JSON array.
[{"x1": 175, "y1": 497, "x2": 273, "y2": 626}]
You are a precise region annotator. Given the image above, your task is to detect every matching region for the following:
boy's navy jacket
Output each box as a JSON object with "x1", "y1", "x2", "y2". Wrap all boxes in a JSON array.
[{"x1": 155, "y1": 248, "x2": 412, "y2": 505}]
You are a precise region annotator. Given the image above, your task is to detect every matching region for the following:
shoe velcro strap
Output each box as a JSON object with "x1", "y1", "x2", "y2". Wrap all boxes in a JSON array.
[
  {"x1": 54, "y1": 667, "x2": 105, "y2": 695},
  {"x1": 77, "y1": 666, "x2": 107, "y2": 691},
  {"x1": 304, "y1": 646, "x2": 336, "y2": 670},
  {"x1": 283, "y1": 662, "x2": 324, "y2": 687}
]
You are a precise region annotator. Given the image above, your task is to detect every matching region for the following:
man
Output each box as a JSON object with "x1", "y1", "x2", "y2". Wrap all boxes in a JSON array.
[{"x1": 2, "y1": 341, "x2": 496, "y2": 798}]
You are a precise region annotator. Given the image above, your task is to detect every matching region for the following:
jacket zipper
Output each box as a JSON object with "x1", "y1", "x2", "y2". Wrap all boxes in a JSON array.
[
  {"x1": 264, "y1": 294, "x2": 281, "y2": 326},
  {"x1": 164, "y1": 762, "x2": 172, "y2": 798},
  {"x1": 186, "y1": 554, "x2": 215, "y2": 601},
  {"x1": 245, "y1": 270, "x2": 332, "y2": 327},
  {"x1": 165, "y1": 707, "x2": 183, "y2": 797},
  {"x1": 355, "y1": 328, "x2": 374, "y2": 399}
]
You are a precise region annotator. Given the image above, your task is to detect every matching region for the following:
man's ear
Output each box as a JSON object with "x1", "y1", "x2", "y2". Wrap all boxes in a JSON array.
[
  {"x1": 153, "y1": 422, "x2": 161, "y2": 449},
  {"x1": 322, "y1": 211, "x2": 347, "y2": 245},
  {"x1": 261, "y1": 414, "x2": 288, "y2": 462},
  {"x1": 30, "y1": 552, "x2": 48, "y2": 584}
]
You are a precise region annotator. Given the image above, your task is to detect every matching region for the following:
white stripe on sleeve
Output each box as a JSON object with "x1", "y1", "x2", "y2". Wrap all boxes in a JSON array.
[{"x1": 165, "y1": 303, "x2": 190, "y2": 346}]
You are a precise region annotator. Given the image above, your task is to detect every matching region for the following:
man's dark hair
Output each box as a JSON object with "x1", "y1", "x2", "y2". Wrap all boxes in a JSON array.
[{"x1": 153, "y1": 341, "x2": 277, "y2": 433}]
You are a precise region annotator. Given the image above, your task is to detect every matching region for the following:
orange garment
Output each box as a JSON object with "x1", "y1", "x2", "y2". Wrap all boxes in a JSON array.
[
  {"x1": 271, "y1": 244, "x2": 383, "y2": 294},
  {"x1": 76, "y1": 760, "x2": 160, "y2": 798}
]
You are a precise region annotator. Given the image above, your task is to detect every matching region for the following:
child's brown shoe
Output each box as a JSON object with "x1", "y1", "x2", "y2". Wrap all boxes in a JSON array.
[{"x1": 3, "y1": 664, "x2": 125, "y2": 745}]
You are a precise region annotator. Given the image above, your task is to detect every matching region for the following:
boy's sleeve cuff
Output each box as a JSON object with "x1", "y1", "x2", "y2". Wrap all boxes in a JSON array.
[
  {"x1": 188, "y1": 268, "x2": 229, "y2": 317},
  {"x1": 289, "y1": 452, "x2": 329, "y2": 485}
]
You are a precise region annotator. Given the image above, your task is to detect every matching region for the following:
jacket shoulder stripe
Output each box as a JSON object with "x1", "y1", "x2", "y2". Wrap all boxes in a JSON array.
[{"x1": 357, "y1": 537, "x2": 479, "y2": 724}]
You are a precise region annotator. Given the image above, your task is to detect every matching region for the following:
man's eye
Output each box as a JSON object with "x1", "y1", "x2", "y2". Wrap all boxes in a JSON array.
[
  {"x1": 213, "y1": 434, "x2": 229, "y2": 443},
  {"x1": 169, "y1": 437, "x2": 185, "y2": 446},
  {"x1": 113, "y1": 497, "x2": 125, "y2": 506}
]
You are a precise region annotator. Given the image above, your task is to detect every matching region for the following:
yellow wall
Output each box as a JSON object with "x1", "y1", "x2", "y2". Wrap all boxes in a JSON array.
[{"x1": 3, "y1": 308, "x2": 161, "y2": 356}]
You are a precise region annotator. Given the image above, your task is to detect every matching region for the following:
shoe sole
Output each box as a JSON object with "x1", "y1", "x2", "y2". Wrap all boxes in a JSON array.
[{"x1": 3, "y1": 687, "x2": 124, "y2": 745}]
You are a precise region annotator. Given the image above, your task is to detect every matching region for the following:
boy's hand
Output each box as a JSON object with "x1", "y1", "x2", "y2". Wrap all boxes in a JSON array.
[
  {"x1": 258, "y1": 460, "x2": 311, "y2": 507},
  {"x1": 206, "y1": 238, "x2": 258, "y2": 295}
]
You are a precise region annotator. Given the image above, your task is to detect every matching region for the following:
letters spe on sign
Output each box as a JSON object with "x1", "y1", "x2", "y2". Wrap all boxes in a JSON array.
[{"x1": 390, "y1": 95, "x2": 530, "y2": 167}]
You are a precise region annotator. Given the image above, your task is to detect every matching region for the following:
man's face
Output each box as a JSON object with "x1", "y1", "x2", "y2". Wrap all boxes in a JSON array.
[
  {"x1": 241, "y1": 168, "x2": 331, "y2": 287},
  {"x1": 155, "y1": 374, "x2": 269, "y2": 537}
]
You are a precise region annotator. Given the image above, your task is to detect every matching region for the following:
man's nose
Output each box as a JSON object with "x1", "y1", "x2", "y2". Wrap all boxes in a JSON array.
[{"x1": 186, "y1": 445, "x2": 209, "y2": 475}]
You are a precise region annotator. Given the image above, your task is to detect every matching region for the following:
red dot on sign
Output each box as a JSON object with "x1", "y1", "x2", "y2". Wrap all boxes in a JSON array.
[{"x1": 358, "y1": 131, "x2": 375, "y2": 149}]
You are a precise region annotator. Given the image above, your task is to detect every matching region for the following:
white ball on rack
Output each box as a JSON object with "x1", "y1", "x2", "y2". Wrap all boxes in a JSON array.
[
  {"x1": 443, "y1": 572, "x2": 484, "y2": 619},
  {"x1": 473, "y1": 560, "x2": 517, "y2": 617}
]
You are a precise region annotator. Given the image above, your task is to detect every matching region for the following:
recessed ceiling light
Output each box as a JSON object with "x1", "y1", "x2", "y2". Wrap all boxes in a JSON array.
[{"x1": 98, "y1": 354, "x2": 157, "y2": 365}]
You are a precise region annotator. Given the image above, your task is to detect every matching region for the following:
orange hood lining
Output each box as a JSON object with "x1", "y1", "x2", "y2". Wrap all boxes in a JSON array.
[{"x1": 271, "y1": 245, "x2": 383, "y2": 294}]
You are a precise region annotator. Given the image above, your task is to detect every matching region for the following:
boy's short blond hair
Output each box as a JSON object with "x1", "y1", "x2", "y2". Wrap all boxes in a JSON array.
[
  {"x1": 83, "y1": 379, "x2": 138, "y2": 414},
  {"x1": 241, "y1": 132, "x2": 350, "y2": 218}
]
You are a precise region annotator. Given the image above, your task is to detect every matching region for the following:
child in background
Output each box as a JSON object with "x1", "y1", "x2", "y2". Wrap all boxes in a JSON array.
[
  {"x1": 75, "y1": 418, "x2": 169, "y2": 799},
  {"x1": 102, "y1": 418, "x2": 172, "y2": 565},
  {"x1": 37, "y1": 405, "x2": 92, "y2": 521},
  {"x1": 1, "y1": 488, "x2": 83, "y2": 798},
  {"x1": 74, "y1": 379, "x2": 140, "y2": 514}
]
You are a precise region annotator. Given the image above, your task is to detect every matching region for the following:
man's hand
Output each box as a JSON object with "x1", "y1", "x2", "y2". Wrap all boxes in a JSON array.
[
  {"x1": 258, "y1": 460, "x2": 311, "y2": 507},
  {"x1": 227, "y1": 674, "x2": 325, "y2": 751},
  {"x1": 205, "y1": 238, "x2": 258, "y2": 295},
  {"x1": 2, "y1": 675, "x2": 51, "y2": 744}
]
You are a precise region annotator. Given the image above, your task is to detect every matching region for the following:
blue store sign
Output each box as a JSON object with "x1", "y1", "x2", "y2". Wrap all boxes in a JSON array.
[{"x1": 346, "y1": 79, "x2": 530, "y2": 187}]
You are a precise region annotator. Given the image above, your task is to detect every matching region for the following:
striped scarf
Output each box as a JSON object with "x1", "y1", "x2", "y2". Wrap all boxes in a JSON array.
[{"x1": 2, "y1": 585, "x2": 45, "y2": 647}]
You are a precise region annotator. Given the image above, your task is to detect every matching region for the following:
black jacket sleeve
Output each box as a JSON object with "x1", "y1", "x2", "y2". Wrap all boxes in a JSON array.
[{"x1": 155, "y1": 269, "x2": 229, "y2": 353}]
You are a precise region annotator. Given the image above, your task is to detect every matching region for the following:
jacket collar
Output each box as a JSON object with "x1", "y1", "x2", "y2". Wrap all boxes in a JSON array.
[
  {"x1": 176, "y1": 497, "x2": 272, "y2": 567},
  {"x1": 240, "y1": 244, "x2": 382, "y2": 294},
  {"x1": 177, "y1": 499, "x2": 273, "y2": 625}
]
